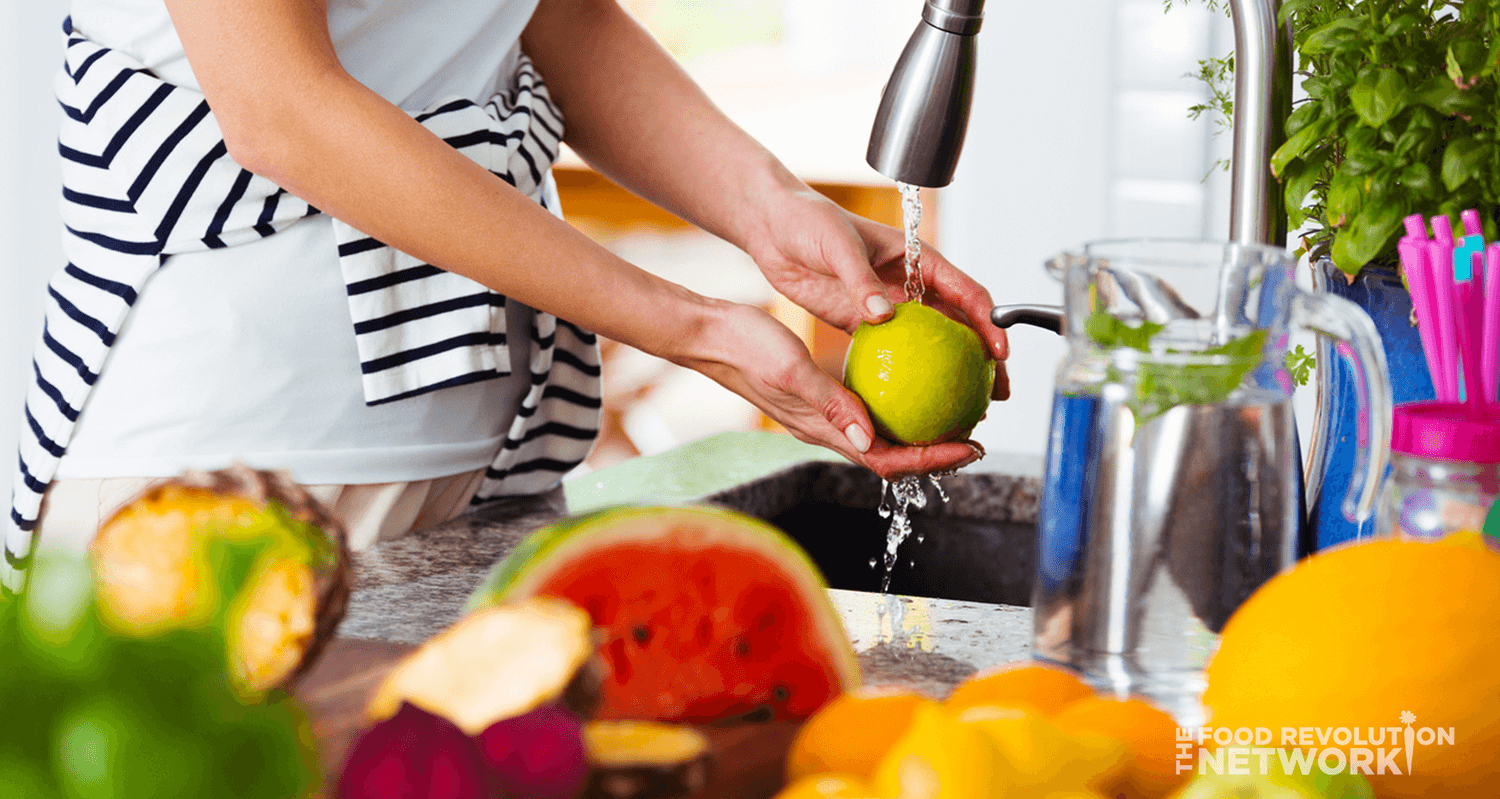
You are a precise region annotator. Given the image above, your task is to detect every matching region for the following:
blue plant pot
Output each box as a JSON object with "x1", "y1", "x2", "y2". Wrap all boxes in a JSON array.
[{"x1": 1306, "y1": 258, "x2": 1433, "y2": 551}]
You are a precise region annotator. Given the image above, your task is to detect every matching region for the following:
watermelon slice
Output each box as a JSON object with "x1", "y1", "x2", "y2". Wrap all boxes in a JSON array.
[{"x1": 469, "y1": 505, "x2": 861, "y2": 724}]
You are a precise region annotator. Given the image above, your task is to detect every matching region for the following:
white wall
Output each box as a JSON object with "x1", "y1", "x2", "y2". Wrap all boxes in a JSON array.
[{"x1": 2, "y1": 2, "x2": 67, "y2": 508}]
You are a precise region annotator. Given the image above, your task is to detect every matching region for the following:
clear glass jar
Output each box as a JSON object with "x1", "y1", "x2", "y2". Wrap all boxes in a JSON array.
[{"x1": 1378, "y1": 451, "x2": 1500, "y2": 539}]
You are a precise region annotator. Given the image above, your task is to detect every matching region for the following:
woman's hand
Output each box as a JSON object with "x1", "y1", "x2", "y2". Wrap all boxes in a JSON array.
[
  {"x1": 743, "y1": 187, "x2": 1011, "y2": 402},
  {"x1": 674, "y1": 303, "x2": 987, "y2": 480}
]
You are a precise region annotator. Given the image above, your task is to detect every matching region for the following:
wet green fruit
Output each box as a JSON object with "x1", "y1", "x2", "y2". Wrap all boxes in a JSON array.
[{"x1": 843, "y1": 301, "x2": 993, "y2": 445}]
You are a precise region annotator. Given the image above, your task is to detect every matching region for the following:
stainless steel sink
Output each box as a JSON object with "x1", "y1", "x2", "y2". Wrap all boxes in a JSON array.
[{"x1": 707, "y1": 461, "x2": 1039, "y2": 607}]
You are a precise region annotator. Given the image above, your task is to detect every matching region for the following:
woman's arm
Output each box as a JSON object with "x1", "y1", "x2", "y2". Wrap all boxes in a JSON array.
[{"x1": 166, "y1": 0, "x2": 704, "y2": 361}]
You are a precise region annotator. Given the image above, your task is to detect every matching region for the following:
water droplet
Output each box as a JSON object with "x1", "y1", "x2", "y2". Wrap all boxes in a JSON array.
[
  {"x1": 868, "y1": 557, "x2": 879, "y2": 570},
  {"x1": 928, "y1": 474, "x2": 950, "y2": 503}
]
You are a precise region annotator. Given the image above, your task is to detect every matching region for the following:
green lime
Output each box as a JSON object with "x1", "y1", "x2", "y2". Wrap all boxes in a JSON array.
[{"x1": 843, "y1": 301, "x2": 994, "y2": 445}]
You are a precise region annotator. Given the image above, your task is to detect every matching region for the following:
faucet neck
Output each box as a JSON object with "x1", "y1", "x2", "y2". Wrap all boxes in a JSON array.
[
  {"x1": 922, "y1": 0, "x2": 984, "y2": 35},
  {"x1": 1228, "y1": 0, "x2": 1292, "y2": 247}
]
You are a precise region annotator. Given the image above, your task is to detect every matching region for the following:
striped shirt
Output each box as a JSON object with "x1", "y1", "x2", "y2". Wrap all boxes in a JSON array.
[{"x1": 4, "y1": 19, "x2": 603, "y2": 591}]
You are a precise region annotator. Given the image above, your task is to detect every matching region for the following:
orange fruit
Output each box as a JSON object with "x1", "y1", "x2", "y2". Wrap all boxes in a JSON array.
[
  {"x1": 1053, "y1": 697, "x2": 1186, "y2": 799},
  {"x1": 773, "y1": 773, "x2": 881, "y2": 799},
  {"x1": 1203, "y1": 538, "x2": 1500, "y2": 799},
  {"x1": 944, "y1": 662, "x2": 1095, "y2": 717},
  {"x1": 786, "y1": 689, "x2": 934, "y2": 782}
]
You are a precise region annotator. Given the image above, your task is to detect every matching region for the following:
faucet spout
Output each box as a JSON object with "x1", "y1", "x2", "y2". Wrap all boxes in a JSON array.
[{"x1": 865, "y1": 0, "x2": 984, "y2": 188}]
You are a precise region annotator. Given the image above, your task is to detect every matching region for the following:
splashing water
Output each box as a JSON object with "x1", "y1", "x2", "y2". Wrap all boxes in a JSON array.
[
  {"x1": 898, "y1": 182, "x2": 925, "y2": 302},
  {"x1": 875, "y1": 473, "x2": 954, "y2": 594}
]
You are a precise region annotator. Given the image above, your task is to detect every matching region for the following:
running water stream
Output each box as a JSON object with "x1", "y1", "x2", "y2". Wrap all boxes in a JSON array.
[
  {"x1": 874, "y1": 183, "x2": 950, "y2": 647},
  {"x1": 899, "y1": 182, "x2": 925, "y2": 303}
]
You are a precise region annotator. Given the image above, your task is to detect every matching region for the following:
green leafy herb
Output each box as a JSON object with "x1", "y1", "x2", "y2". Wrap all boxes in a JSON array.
[
  {"x1": 1085, "y1": 308, "x2": 1165, "y2": 351},
  {"x1": 1169, "y1": 0, "x2": 1500, "y2": 275},
  {"x1": 1187, "y1": 53, "x2": 1236, "y2": 176},
  {"x1": 1087, "y1": 308, "x2": 1268, "y2": 424},
  {"x1": 1285, "y1": 343, "x2": 1318, "y2": 386}
]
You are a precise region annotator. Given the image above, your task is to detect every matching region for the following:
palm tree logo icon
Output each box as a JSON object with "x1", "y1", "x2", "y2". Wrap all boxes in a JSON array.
[{"x1": 1400, "y1": 711, "x2": 1416, "y2": 775}]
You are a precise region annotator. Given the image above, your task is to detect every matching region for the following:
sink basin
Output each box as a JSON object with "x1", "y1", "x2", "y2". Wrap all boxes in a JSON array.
[{"x1": 707, "y1": 461, "x2": 1040, "y2": 607}]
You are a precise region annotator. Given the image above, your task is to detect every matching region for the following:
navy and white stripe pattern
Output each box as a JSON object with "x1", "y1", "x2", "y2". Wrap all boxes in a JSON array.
[{"x1": 4, "y1": 19, "x2": 601, "y2": 591}]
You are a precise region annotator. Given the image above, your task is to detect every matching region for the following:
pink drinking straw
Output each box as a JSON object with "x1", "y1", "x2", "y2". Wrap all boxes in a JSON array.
[
  {"x1": 1405, "y1": 213, "x2": 1430, "y2": 240},
  {"x1": 1402, "y1": 238, "x2": 1448, "y2": 399},
  {"x1": 1433, "y1": 214, "x2": 1456, "y2": 251},
  {"x1": 1462, "y1": 208, "x2": 1485, "y2": 238},
  {"x1": 1455, "y1": 252, "x2": 1486, "y2": 411},
  {"x1": 1485, "y1": 244, "x2": 1500, "y2": 405},
  {"x1": 1428, "y1": 238, "x2": 1462, "y2": 401}
]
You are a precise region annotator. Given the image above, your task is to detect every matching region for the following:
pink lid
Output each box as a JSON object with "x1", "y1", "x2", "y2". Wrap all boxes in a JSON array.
[{"x1": 1391, "y1": 401, "x2": 1500, "y2": 462}]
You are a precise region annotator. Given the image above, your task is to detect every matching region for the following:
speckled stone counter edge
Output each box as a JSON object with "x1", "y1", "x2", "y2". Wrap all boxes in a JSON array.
[{"x1": 339, "y1": 453, "x2": 1041, "y2": 695}]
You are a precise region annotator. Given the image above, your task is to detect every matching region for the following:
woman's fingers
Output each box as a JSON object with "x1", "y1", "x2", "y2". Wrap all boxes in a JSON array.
[
  {"x1": 861, "y1": 439, "x2": 986, "y2": 481},
  {"x1": 992, "y1": 360, "x2": 1011, "y2": 401},
  {"x1": 806, "y1": 377, "x2": 877, "y2": 456},
  {"x1": 849, "y1": 215, "x2": 1008, "y2": 364},
  {"x1": 815, "y1": 215, "x2": 898, "y2": 325},
  {"x1": 919, "y1": 247, "x2": 1010, "y2": 362}
]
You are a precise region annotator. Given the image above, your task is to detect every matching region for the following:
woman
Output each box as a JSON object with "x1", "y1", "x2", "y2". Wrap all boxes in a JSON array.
[{"x1": 7, "y1": 0, "x2": 1009, "y2": 584}]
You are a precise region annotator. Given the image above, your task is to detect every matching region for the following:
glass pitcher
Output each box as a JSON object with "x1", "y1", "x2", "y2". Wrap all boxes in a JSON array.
[{"x1": 1000, "y1": 239, "x2": 1392, "y2": 724}]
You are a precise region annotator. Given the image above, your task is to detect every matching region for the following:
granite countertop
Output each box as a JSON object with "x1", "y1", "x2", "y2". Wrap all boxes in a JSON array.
[{"x1": 338, "y1": 432, "x2": 1042, "y2": 697}]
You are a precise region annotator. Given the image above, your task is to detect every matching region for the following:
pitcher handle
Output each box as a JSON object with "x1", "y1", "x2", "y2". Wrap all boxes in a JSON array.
[{"x1": 1293, "y1": 291, "x2": 1393, "y2": 522}]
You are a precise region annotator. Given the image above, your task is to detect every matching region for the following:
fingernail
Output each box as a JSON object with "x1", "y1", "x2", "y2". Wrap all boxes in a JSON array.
[
  {"x1": 866, "y1": 295, "x2": 893, "y2": 320},
  {"x1": 844, "y1": 423, "x2": 872, "y2": 453},
  {"x1": 958, "y1": 442, "x2": 985, "y2": 468}
]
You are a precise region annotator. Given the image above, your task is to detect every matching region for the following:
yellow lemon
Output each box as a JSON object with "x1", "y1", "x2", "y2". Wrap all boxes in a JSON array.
[
  {"x1": 1435, "y1": 529, "x2": 1499, "y2": 552},
  {"x1": 843, "y1": 302, "x2": 994, "y2": 445},
  {"x1": 954, "y1": 704, "x2": 1127, "y2": 795},
  {"x1": 872, "y1": 703, "x2": 998, "y2": 799}
]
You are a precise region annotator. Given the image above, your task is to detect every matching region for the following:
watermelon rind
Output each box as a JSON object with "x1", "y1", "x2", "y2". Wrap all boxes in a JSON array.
[{"x1": 467, "y1": 504, "x2": 861, "y2": 696}]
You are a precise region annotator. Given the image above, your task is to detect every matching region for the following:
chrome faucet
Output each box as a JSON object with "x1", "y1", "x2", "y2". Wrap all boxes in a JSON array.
[
  {"x1": 865, "y1": 0, "x2": 983, "y2": 188},
  {"x1": 867, "y1": 0, "x2": 1292, "y2": 246}
]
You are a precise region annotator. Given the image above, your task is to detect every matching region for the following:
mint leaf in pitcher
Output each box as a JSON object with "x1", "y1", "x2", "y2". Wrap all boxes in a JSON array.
[
  {"x1": 1084, "y1": 310, "x2": 1164, "y2": 352},
  {"x1": 1134, "y1": 330, "x2": 1268, "y2": 423},
  {"x1": 1086, "y1": 308, "x2": 1268, "y2": 425}
]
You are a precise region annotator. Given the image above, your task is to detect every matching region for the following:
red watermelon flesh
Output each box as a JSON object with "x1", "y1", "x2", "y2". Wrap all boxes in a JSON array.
[
  {"x1": 538, "y1": 541, "x2": 839, "y2": 722},
  {"x1": 471, "y1": 506, "x2": 860, "y2": 725}
]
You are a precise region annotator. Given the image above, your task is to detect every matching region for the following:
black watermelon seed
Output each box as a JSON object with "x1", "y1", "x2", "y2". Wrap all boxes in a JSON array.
[{"x1": 632, "y1": 625, "x2": 651, "y2": 644}]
